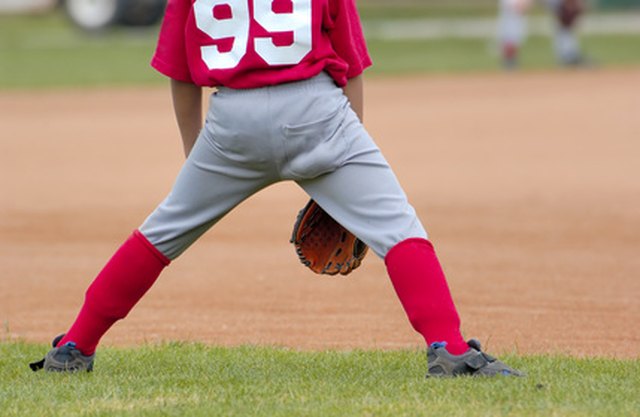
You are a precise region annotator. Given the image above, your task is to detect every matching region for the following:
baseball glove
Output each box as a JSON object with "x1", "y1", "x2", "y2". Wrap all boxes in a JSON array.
[
  {"x1": 291, "y1": 199, "x2": 368, "y2": 276},
  {"x1": 557, "y1": 0, "x2": 584, "y2": 28}
]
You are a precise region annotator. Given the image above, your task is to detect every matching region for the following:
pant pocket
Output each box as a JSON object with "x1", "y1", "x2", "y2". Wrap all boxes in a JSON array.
[{"x1": 281, "y1": 102, "x2": 350, "y2": 180}]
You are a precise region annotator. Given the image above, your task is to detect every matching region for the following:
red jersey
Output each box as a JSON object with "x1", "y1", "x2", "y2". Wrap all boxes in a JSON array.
[{"x1": 151, "y1": 0, "x2": 372, "y2": 89}]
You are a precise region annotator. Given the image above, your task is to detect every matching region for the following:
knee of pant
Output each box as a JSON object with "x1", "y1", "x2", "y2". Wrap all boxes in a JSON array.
[{"x1": 383, "y1": 237, "x2": 431, "y2": 262}]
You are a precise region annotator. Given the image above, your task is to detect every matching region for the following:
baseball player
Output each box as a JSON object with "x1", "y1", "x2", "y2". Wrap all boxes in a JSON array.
[
  {"x1": 497, "y1": 0, "x2": 532, "y2": 69},
  {"x1": 546, "y1": 0, "x2": 588, "y2": 66},
  {"x1": 31, "y1": 0, "x2": 522, "y2": 377}
]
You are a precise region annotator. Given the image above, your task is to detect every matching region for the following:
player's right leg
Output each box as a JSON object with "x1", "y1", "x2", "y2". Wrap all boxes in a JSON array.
[
  {"x1": 297, "y1": 91, "x2": 522, "y2": 377},
  {"x1": 296, "y1": 116, "x2": 469, "y2": 356}
]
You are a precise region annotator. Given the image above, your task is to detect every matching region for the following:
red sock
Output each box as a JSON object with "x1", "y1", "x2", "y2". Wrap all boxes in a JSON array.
[
  {"x1": 503, "y1": 43, "x2": 518, "y2": 61},
  {"x1": 385, "y1": 238, "x2": 468, "y2": 355},
  {"x1": 57, "y1": 230, "x2": 170, "y2": 355}
]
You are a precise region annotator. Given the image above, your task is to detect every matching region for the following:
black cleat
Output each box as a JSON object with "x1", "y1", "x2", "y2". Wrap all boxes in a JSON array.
[
  {"x1": 427, "y1": 339, "x2": 524, "y2": 377},
  {"x1": 29, "y1": 334, "x2": 95, "y2": 373}
]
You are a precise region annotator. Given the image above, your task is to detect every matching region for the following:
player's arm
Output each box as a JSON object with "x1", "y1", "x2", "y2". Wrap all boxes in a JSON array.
[
  {"x1": 170, "y1": 79, "x2": 202, "y2": 157},
  {"x1": 329, "y1": 0, "x2": 371, "y2": 123},
  {"x1": 343, "y1": 74, "x2": 364, "y2": 122}
]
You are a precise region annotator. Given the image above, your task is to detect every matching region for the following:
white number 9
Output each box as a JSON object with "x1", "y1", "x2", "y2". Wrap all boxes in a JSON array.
[{"x1": 194, "y1": 0, "x2": 250, "y2": 70}]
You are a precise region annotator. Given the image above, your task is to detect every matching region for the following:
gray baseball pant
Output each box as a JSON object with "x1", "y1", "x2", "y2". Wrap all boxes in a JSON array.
[{"x1": 139, "y1": 72, "x2": 427, "y2": 260}]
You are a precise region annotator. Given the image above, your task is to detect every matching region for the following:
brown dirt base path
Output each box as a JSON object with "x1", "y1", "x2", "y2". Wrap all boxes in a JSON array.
[{"x1": 1, "y1": 69, "x2": 639, "y2": 359}]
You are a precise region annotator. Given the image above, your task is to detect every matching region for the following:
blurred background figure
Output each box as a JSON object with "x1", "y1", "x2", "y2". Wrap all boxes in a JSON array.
[
  {"x1": 546, "y1": 0, "x2": 589, "y2": 66},
  {"x1": 497, "y1": 0, "x2": 533, "y2": 69}
]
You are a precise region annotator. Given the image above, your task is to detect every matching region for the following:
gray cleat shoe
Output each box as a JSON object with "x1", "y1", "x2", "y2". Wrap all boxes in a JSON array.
[
  {"x1": 427, "y1": 339, "x2": 524, "y2": 377},
  {"x1": 29, "y1": 334, "x2": 95, "y2": 373}
]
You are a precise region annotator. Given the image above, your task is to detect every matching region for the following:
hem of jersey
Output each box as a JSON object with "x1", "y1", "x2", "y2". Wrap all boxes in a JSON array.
[{"x1": 346, "y1": 58, "x2": 373, "y2": 80}]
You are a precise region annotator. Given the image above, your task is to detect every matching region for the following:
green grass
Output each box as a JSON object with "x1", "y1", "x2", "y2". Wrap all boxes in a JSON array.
[
  {"x1": 358, "y1": 0, "x2": 498, "y2": 19},
  {"x1": 367, "y1": 35, "x2": 640, "y2": 74},
  {"x1": 0, "y1": 13, "x2": 166, "y2": 89},
  {"x1": 1, "y1": 342, "x2": 639, "y2": 417},
  {"x1": 2, "y1": 11, "x2": 640, "y2": 89}
]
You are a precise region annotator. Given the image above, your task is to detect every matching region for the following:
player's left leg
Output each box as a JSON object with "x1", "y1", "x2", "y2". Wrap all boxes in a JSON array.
[
  {"x1": 52, "y1": 230, "x2": 170, "y2": 358},
  {"x1": 38, "y1": 85, "x2": 284, "y2": 368}
]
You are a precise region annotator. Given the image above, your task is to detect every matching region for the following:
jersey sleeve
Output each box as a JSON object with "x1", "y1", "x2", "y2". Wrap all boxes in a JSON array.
[
  {"x1": 327, "y1": 0, "x2": 373, "y2": 79},
  {"x1": 151, "y1": 0, "x2": 193, "y2": 83}
]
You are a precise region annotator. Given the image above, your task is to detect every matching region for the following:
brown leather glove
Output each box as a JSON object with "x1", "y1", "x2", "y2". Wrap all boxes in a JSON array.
[{"x1": 291, "y1": 199, "x2": 368, "y2": 276}]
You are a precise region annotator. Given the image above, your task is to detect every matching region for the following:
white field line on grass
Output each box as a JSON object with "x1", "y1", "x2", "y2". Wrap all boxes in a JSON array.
[{"x1": 364, "y1": 13, "x2": 640, "y2": 40}]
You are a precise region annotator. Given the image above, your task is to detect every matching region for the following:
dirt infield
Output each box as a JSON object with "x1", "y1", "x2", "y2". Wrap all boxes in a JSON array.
[{"x1": 1, "y1": 69, "x2": 638, "y2": 358}]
